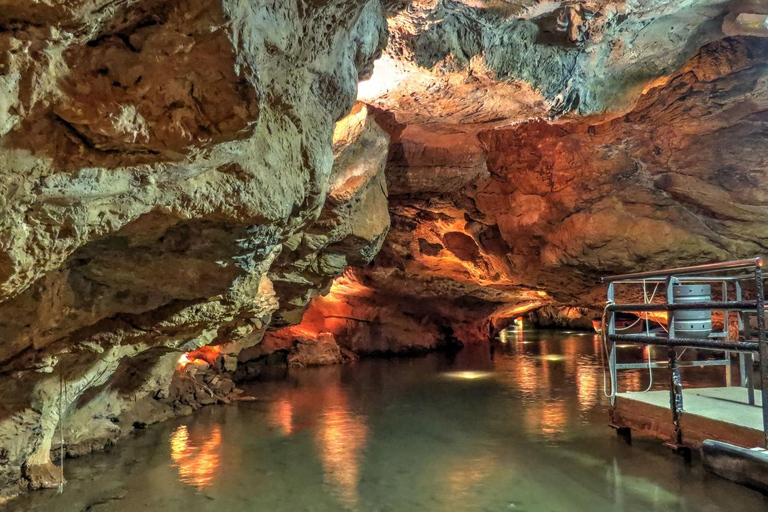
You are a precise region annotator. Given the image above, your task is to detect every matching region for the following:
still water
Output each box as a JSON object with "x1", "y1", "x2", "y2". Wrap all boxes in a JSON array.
[{"x1": 8, "y1": 330, "x2": 768, "y2": 511}]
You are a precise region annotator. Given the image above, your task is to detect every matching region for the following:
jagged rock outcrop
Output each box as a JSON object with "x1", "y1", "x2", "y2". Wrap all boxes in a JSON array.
[
  {"x1": 368, "y1": 0, "x2": 739, "y2": 122},
  {"x1": 351, "y1": 36, "x2": 768, "y2": 341},
  {"x1": 0, "y1": 0, "x2": 388, "y2": 500},
  {"x1": 332, "y1": 1, "x2": 768, "y2": 343},
  {"x1": 4, "y1": 0, "x2": 768, "y2": 503}
]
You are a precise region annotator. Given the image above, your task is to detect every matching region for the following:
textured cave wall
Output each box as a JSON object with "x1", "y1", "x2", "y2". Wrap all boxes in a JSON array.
[
  {"x1": 3, "y1": 0, "x2": 768, "y2": 501},
  {"x1": 356, "y1": 36, "x2": 768, "y2": 340},
  {"x1": 0, "y1": 0, "x2": 389, "y2": 499},
  {"x1": 317, "y1": 0, "x2": 768, "y2": 343},
  {"x1": 365, "y1": 0, "x2": 735, "y2": 121},
  {"x1": 275, "y1": 2, "x2": 768, "y2": 350}
]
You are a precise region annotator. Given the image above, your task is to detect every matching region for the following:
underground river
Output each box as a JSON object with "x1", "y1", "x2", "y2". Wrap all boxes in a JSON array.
[{"x1": 7, "y1": 329, "x2": 768, "y2": 511}]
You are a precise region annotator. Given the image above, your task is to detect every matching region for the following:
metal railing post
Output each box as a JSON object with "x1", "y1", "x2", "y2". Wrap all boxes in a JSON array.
[
  {"x1": 668, "y1": 348, "x2": 684, "y2": 448},
  {"x1": 736, "y1": 281, "x2": 748, "y2": 388},
  {"x1": 666, "y1": 276, "x2": 676, "y2": 339},
  {"x1": 723, "y1": 281, "x2": 732, "y2": 386},
  {"x1": 755, "y1": 265, "x2": 768, "y2": 448}
]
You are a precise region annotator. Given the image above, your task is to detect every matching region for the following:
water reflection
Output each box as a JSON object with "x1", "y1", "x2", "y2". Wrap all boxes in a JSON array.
[
  {"x1": 443, "y1": 371, "x2": 493, "y2": 380},
  {"x1": 576, "y1": 360, "x2": 600, "y2": 411},
  {"x1": 316, "y1": 395, "x2": 368, "y2": 509},
  {"x1": 441, "y1": 452, "x2": 499, "y2": 506},
  {"x1": 268, "y1": 397, "x2": 294, "y2": 436},
  {"x1": 169, "y1": 424, "x2": 222, "y2": 489},
  {"x1": 10, "y1": 329, "x2": 766, "y2": 512},
  {"x1": 523, "y1": 398, "x2": 568, "y2": 440},
  {"x1": 265, "y1": 375, "x2": 369, "y2": 509}
]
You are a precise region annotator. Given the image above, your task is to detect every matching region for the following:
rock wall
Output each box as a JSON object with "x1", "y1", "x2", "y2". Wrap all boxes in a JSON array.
[
  {"x1": 3, "y1": 0, "x2": 768, "y2": 502},
  {"x1": 0, "y1": 0, "x2": 388, "y2": 500},
  {"x1": 347, "y1": 36, "x2": 768, "y2": 342},
  {"x1": 321, "y1": 2, "x2": 768, "y2": 346}
]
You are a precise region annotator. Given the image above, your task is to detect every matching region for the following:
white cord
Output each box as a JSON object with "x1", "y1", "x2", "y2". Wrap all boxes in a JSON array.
[
  {"x1": 640, "y1": 279, "x2": 657, "y2": 393},
  {"x1": 601, "y1": 281, "x2": 662, "y2": 398},
  {"x1": 601, "y1": 301, "x2": 617, "y2": 399}
]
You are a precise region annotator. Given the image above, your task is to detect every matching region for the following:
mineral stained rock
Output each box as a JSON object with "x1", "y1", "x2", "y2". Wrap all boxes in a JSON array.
[
  {"x1": 3, "y1": 0, "x2": 768, "y2": 502},
  {"x1": 308, "y1": 1, "x2": 768, "y2": 344},
  {"x1": 0, "y1": 0, "x2": 387, "y2": 500}
]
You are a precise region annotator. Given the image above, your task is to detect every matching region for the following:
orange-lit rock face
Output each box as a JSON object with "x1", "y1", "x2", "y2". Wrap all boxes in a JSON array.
[
  {"x1": 352, "y1": 36, "x2": 768, "y2": 333},
  {"x1": 342, "y1": 3, "x2": 768, "y2": 339},
  {"x1": 178, "y1": 345, "x2": 223, "y2": 371},
  {"x1": 261, "y1": 274, "x2": 450, "y2": 357},
  {"x1": 4, "y1": 0, "x2": 768, "y2": 501},
  {"x1": 0, "y1": 0, "x2": 389, "y2": 498},
  {"x1": 475, "y1": 38, "x2": 768, "y2": 302},
  {"x1": 268, "y1": 103, "x2": 390, "y2": 329}
]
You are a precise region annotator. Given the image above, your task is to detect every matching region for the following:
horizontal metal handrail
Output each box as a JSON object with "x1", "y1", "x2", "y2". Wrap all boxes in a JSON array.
[
  {"x1": 602, "y1": 257, "x2": 763, "y2": 283},
  {"x1": 615, "y1": 360, "x2": 730, "y2": 370},
  {"x1": 610, "y1": 276, "x2": 748, "y2": 285},
  {"x1": 609, "y1": 334, "x2": 759, "y2": 352},
  {"x1": 607, "y1": 300, "x2": 757, "y2": 313}
]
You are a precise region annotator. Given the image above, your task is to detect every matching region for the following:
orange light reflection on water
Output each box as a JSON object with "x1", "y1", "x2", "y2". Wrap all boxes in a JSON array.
[
  {"x1": 316, "y1": 390, "x2": 368, "y2": 509},
  {"x1": 577, "y1": 363, "x2": 600, "y2": 411},
  {"x1": 442, "y1": 453, "x2": 499, "y2": 505},
  {"x1": 268, "y1": 398, "x2": 294, "y2": 436},
  {"x1": 524, "y1": 399, "x2": 567, "y2": 440},
  {"x1": 170, "y1": 424, "x2": 222, "y2": 489},
  {"x1": 264, "y1": 380, "x2": 369, "y2": 508}
]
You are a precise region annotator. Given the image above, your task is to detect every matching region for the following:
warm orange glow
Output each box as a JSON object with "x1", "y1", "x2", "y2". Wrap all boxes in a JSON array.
[
  {"x1": 508, "y1": 355, "x2": 538, "y2": 396},
  {"x1": 642, "y1": 311, "x2": 668, "y2": 325},
  {"x1": 492, "y1": 301, "x2": 543, "y2": 327},
  {"x1": 177, "y1": 352, "x2": 193, "y2": 371},
  {"x1": 444, "y1": 371, "x2": 492, "y2": 380},
  {"x1": 442, "y1": 453, "x2": 499, "y2": 502},
  {"x1": 524, "y1": 399, "x2": 567, "y2": 440},
  {"x1": 620, "y1": 370, "x2": 643, "y2": 391},
  {"x1": 268, "y1": 398, "x2": 294, "y2": 436},
  {"x1": 326, "y1": 275, "x2": 374, "y2": 300},
  {"x1": 177, "y1": 345, "x2": 223, "y2": 371},
  {"x1": 316, "y1": 390, "x2": 368, "y2": 508},
  {"x1": 170, "y1": 424, "x2": 222, "y2": 489},
  {"x1": 576, "y1": 365, "x2": 599, "y2": 411}
]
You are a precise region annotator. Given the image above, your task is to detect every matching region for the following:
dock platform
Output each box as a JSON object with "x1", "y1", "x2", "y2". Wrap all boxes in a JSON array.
[{"x1": 612, "y1": 387, "x2": 764, "y2": 448}]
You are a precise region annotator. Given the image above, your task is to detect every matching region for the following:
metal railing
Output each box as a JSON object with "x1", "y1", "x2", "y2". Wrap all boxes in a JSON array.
[{"x1": 601, "y1": 257, "x2": 768, "y2": 448}]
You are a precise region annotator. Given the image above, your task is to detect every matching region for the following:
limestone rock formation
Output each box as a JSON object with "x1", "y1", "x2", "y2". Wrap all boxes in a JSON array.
[
  {"x1": 312, "y1": 1, "x2": 768, "y2": 345},
  {"x1": 0, "y1": 0, "x2": 388, "y2": 500},
  {"x1": 348, "y1": 36, "x2": 768, "y2": 342},
  {"x1": 3, "y1": 0, "x2": 768, "y2": 503}
]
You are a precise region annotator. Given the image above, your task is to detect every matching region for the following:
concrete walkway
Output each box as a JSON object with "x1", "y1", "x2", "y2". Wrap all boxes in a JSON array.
[
  {"x1": 620, "y1": 387, "x2": 763, "y2": 431},
  {"x1": 613, "y1": 387, "x2": 766, "y2": 448}
]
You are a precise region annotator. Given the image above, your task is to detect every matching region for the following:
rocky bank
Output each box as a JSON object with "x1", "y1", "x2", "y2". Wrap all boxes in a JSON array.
[{"x1": 2, "y1": 0, "x2": 768, "y2": 502}]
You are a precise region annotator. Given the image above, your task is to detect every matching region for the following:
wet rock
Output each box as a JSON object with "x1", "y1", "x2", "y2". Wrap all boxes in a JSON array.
[
  {"x1": 22, "y1": 463, "x2": 62, "y2": 491},
  {"x1": 344, "y1": 37, "x2": 768, "y2": 346},
  {"x1": 526, "y1": 306, "x2": 598, "y2": 331},
  {"x1": 0, "y1": 0, "x2": 389, "y2": 499}
]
